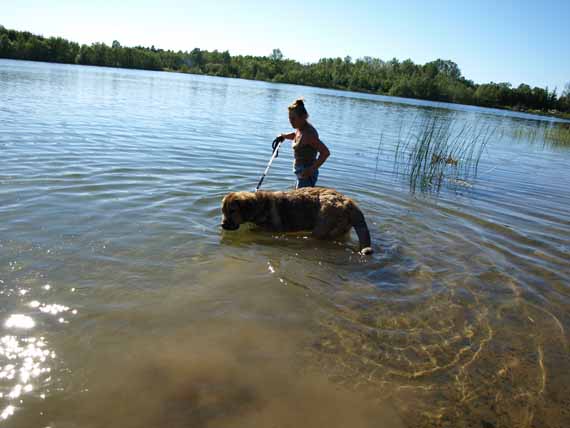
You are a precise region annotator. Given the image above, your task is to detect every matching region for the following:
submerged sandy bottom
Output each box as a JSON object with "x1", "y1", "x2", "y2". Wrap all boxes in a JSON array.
[{"x1": 3, "y1": 252, "x2": 569, "y2": 428}]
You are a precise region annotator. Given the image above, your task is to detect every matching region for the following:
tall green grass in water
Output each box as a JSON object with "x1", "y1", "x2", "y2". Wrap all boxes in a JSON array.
[
  {"x1": 394, "y1": 115, "x2": 495, "y2": 192},
  {"x1": 545, "y1": 123, "x2": 570, "y2": 147},
  {"x1": 513, "y1": 122, "x2": 570, "y2": 148}
]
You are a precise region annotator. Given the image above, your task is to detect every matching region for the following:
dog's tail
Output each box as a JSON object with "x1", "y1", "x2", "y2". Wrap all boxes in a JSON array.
[{"x1": 350, "y1": 205, "x2": 373, "y2": 255}]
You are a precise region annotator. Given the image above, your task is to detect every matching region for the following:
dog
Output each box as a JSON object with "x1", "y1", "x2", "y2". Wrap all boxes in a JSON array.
[{"x1": 221, "y1": 187, "x2": 373, "y2": 255}]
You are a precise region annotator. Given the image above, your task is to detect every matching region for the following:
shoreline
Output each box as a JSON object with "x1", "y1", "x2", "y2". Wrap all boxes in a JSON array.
[
  {"x1": 504, "y1": 106, "x2": 570, "y2": 121},
  {"x1": 2, "y1": 57, "x2": 569, "y2": 123}
]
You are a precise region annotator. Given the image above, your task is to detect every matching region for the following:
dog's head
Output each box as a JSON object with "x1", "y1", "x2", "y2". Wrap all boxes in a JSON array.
[{"x1": 221, "y1": 192, "x2": 254, "y2": 231}]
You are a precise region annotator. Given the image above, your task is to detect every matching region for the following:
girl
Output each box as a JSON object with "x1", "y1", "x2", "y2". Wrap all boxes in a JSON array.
[{"x1": 275, "y1": 98, "x2": 330, "y2": 188}]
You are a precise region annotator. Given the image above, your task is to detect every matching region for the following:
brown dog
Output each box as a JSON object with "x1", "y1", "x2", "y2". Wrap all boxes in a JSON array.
[{"x1": 221, "y1": 187, "x2": 373, "y2": 254}]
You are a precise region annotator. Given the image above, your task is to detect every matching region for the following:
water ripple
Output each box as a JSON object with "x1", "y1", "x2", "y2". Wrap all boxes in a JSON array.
[{"x1": 1, "y1": 59, "x2": 570, "y2": 427}]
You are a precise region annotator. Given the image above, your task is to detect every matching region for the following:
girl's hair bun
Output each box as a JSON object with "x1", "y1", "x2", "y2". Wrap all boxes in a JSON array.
[{"x1": 288, "y1": 98, "x2": 308, "y2": 117}]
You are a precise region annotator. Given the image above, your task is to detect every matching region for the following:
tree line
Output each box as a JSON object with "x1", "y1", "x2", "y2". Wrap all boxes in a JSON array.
[{"x1": 1, "y1": 25, "x2": 569, "y2": 114}]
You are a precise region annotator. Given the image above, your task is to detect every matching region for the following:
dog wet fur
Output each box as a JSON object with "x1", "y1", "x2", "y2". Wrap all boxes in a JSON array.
[{"x1": 221, "y1": 187, "x2": 373, "y2": 255}]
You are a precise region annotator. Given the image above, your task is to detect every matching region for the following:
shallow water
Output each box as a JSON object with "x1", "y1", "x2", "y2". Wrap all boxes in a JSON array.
[{"x1": 1, "y1": 59, "x2": 569, "y2": 427}]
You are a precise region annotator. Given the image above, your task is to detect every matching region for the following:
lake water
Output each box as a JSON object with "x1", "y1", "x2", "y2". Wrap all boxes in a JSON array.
[{"x1": 1, "y1": 59, "x2": 569, "y2": 428}]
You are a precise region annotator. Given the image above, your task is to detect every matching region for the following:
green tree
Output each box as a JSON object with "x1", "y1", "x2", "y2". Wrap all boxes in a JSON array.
[
  {"x1": 270, "y1": 48, "x2": 283, "y2": 61},
  {"x1": 0, "y1": 25, "x2": 566, "y2": 114},
  {"x1": 0, "y1": 33, "x2": 13, "y2": 56},
  {"x1": 189, "y1": 48, "x2": 203, "y2": 70}
]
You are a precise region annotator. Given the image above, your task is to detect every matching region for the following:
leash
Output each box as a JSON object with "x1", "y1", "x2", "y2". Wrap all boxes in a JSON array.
[{"x1": 255, "y1": 137, "x2": 283, "y2": 192}]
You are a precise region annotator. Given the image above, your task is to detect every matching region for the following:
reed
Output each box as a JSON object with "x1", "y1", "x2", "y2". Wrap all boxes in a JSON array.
[
  {"x1": 374, "y1": 132, "x2": 383, "y2": 179},
  {"x1": 512, "y1": 122, "x2": 570, "y2": 148},
  {"x1": 394, "y1": 115, "x2": 494, "y2": 192},
  {"x1": 544, "y1": 123, "x2": 570, "y2": 147}
]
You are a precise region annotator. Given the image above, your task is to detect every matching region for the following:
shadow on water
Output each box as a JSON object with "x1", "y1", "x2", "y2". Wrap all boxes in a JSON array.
[
  {"x1": 4, "y1": 253, "x2": 405, "y2": 428},
  {"x1": 10, "y1": 322, "x2": 404, "y2": 428}
]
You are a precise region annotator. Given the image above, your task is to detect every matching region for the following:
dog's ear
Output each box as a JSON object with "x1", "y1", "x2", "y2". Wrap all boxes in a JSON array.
[
  {"x1": 233, "y1": 195, "x2": 248, "y2": 212},
  {"x1": 223, "y1": 193, "x2": 241, "y2": 215},
  {"x1": 222, "y1": 192, "x2": 235, "y2": 205}
]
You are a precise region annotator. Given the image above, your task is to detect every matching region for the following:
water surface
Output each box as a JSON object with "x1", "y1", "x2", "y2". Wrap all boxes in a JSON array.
[{"x1": 1, "y1": 59, "x2": 570, "y2": 427}]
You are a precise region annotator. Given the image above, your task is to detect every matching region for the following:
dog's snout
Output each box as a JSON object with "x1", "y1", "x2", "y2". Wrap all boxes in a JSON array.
[{"x1": 221, "y1": 221, "x2": 239, "y2": 231}]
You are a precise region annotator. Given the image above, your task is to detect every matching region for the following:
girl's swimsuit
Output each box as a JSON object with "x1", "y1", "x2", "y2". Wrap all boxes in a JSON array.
[{"x1": 292, "y1": 123, "x2": 319, "y2": 188}]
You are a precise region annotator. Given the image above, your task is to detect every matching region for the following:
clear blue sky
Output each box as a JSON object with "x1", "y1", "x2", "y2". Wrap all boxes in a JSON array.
[{"x1": 3, "y1": 0, "x2": 569, "y2": 92}]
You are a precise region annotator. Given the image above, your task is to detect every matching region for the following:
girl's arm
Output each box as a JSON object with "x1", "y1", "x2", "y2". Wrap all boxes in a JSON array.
[
  {"x1": 309, "y1": 140, "x2": 330, "y2": 172},
  {"x1": 276, "y1": 132, "x2": 295, "y2": 142},
  {"x1": 312, "y1": 140, "x2": 330, "y2": 170}
]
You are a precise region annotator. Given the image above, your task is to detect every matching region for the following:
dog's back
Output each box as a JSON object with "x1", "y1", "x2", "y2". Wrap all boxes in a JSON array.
[
  {"x1": 222, "y1": 187, "x2": 373, "y2": 254},
  {"x1": 259, "y1": 188, "x2": 323, "y2": 231},
  {"x1": 259, "y1": 188, "x2": 372, "y2": 254}
]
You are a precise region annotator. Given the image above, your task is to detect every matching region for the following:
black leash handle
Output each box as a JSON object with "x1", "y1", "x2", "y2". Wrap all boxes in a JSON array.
[{"x1": 271, "y1": 136, "x2": 282, "y2": 157}]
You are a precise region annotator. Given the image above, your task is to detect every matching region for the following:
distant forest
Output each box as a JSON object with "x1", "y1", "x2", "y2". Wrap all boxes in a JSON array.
[{"x1": 1, "y1": 25, "x2": 569, "y2": 115}]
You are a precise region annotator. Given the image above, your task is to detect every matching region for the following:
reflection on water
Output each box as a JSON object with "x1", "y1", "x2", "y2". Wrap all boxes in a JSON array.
[
  {"x1": 1, "y1": 59, "x2": 570, "y2": 427},
  {"x1": 4, "y1": 315, "x2": 35, "y2": 330},
  {"x1": 0, "y1": 333, "x2": 54, "y2": 421}
]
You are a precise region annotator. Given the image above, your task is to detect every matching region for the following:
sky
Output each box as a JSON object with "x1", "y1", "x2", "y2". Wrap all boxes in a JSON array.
[{"x1": 2, "y1": 0, "x2": 569, "y2": 92}]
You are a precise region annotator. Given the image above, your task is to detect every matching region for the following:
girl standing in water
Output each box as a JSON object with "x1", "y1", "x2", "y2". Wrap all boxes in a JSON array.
[{"x1": 274, "y1": 98, "x2": 330, "y2": 188}]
